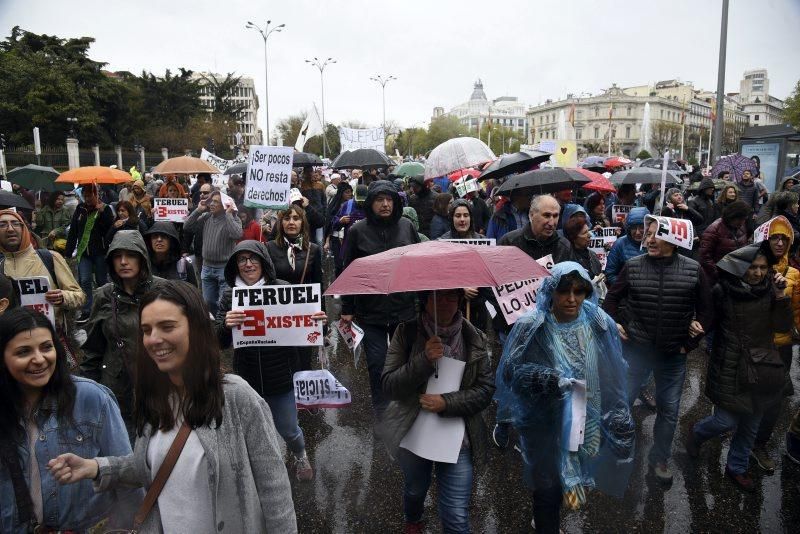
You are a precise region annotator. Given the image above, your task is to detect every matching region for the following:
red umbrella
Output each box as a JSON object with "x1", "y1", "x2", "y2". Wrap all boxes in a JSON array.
[
  {"x1": 604, "y1": 156, "x2": 632, "y2": 169},
  {"x1": 324, "y1": 240, "x2": 550, "y2": 296},
  {"x1": 575, "y1": 168, "x2": 616, "y2": 193},
  {"x1": 448, "y1": 168, "x2": 482, "y2": 182}
]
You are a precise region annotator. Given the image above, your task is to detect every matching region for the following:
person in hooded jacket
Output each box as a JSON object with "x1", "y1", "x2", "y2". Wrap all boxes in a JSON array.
[
  {"x1": 408, "y1": 175, "x2": 436, "y2": 237},
  {"x1": 750, "y1": 216, "x2": 800, "y2": 472},
  {"x1": 689, "y1": 178, "x2": 718, "y2": 236},
  {"x1": 563, "y1": 216, "x2": 603, "y2": 279},
  {"x1": 143, "y1": 221, "x2": 198, "y2": 286},
  {"x1": 685, "y1": 244, "x2": 790, "y2": 492},
  {"x1": 604, "y1": 207, "x2": 649, "y2": 286},
  {"x1": 699, "y1": 200, "x2": 752, "y2": 285},
  {"x1": 216, "y1": 240, "x2": 324, "y2": 481},
  {"x1": 331, "y1": 185, "x2": 368, "y2": 276},
  {"x1": 341, "y1": 180, "x2": 421, "y2": 419},
  {"x1": 402, "y1": 207, "x2": 429, "y2": 242},
  {"x1": 80, "y1": 231, "x2": 168, "y2": 430}
]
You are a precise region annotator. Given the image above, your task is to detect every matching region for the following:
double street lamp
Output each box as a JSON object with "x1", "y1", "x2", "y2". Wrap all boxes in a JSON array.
[
  {"x1": 370, "y1": 75, "x2": 396, "y2": 133},
  {"x1": 305, "y1": 57, "x2": 336, "y2": 158},
  {"x1": 246, "y1": 20, "x2": 285, "y2": 145}
]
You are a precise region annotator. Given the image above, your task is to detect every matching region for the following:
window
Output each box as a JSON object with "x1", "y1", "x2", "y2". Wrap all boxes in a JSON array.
[
  {"x1": 594, "y1": 107, "x2": 599, "y2": 117},
  {"x1": 754, "y1": 114, "x2": 760, "y2": 121},
  {"x1": 625, "y1": 126, "x2": 631, "y2": 138},
  {"x1": 576, "y1": 129, "x2": 582, "y2": 140},
  {"x1": 594, "y1": 127, "x2": 600, "y2": 138},
  {"x1": 539, "y1": 116, "x2": 543, "y2": 125},
  {"x1": 627, "y1": 106, "x2": 632, "y2": 117},
  {"x1": 660, "y1": 109, "x2": 664, "y2": 119}
]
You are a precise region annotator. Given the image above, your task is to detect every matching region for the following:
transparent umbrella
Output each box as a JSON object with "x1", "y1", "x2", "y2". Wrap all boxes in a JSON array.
[{"x1": 424, "y1": 138, "x2": 495, "y2": 179}]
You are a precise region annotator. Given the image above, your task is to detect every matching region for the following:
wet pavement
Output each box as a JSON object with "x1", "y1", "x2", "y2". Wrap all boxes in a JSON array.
[{"x1": 288, "y1": 294, "x2": 800, "y2": 533}]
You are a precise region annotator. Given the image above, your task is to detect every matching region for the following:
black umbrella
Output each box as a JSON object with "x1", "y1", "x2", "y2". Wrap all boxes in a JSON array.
[
  {"x1": 493, "y1": 168, "x2": 590, "y2": 197},
  {"x1": 610, "y1": 167, "x2": 680, "y2": 185},
  {"x1": 332, "y1": 149, "x2": 393, "y2": 170},
  {"x1": 0, "y1": 190, "x2": 33, "y2": 210},
  {"x1": 638, "y1": 158, "x2": 688, "y2": 175},
  {"x1": 478, "y1": 151, "x2": 551, "y2": 182},
  {"x1": 293, "y1": 152, "x2": 324, "y2": 167},
  {"x1": 223, "y1": 162, "x2": 247, "y2": 176}
]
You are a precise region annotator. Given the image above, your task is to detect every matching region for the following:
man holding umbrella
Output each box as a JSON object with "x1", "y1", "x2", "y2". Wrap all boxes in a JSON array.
[{"x1": 340, "y1": 180, "x2": 420, "y2": 421}]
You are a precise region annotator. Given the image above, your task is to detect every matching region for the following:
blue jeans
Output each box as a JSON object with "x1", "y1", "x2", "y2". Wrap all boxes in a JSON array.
[
  {"x1": 397, "y1": 447, "x2": 473, "y2": 533},
  {"x1": 78, "y1": 254, "x2": 108, "y2": 314},
  {"x1": 693, "y1": 406, "x2": 763, "y2": 474},
  {"x1": 265, "y1": 390, "x2": 306, "y2": 456},
  {"x1": 201, "y1": 265, "x2": 227, "y2": 316},
  {"x1": 361, "y1": 323, "x2": 397, "y2": 418},
  {"x1": 625, "y1": 347, "x2": 687, "y2": 465}
]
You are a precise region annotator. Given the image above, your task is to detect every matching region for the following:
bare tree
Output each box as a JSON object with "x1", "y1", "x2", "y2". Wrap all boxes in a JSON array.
[{"x1": 650, "y1": 120, "x2": 681, "y2": 155}]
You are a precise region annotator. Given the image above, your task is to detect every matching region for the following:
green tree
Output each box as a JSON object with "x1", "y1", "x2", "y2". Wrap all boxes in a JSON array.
[
  {"x1": 636, "y1": 149, "x2": 652, "y2": 159},
  {"x1": 200, "y1": 72, "x2": 246, "y2": 120},
  {"x1": 783, "y1": 80, "x2": 800, "y2": 129},
  {"x1": 425, "y1": 116, "x2": 469, "y2": 154},
  {"x1": 394, "y1": 127, "x2": 428, "y2": 158}
]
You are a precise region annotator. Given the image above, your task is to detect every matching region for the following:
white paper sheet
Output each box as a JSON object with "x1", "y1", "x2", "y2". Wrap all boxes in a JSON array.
[
  {"x1": 568, "y1": 379, "x2": 587, "y2": 452},
  {"x1": 399, "y1": 356, "x2": 466, "y2": 463}
]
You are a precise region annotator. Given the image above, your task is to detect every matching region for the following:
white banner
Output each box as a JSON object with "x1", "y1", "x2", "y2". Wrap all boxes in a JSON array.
[
  {"x1": 611, "y1": 205, "x2": 632, "y2": 225},
  {"x1": 589, "y1": 237, "x2": 608, "y2": 270},
  {"x1": 294, "y1": 369, "x2": 352, "y2": 409},
  {"x1": 231, "y1": 283, "x2": 323, "y2": 347},
  {"x1": 336, "y1": 319, "x2": 365, "y2": 351},
  {"x1": 244, "y1": 145, "x2": 293, "y2": 209},
  {"x1": 339, "y1": 127, "x2": 386, "y2": 153},
  {"x1": 490, "y1": 255, "x2": 552, "y2": 325},
  {"x1": 17, "y1": 277, "x2": 55, "y2": 326},
  {"x1": 646, "y1": 215, "x2": 694, "y2": 250},
  {"x1": 441, "y1": 238, "x2": 496, "y2": 246},
  {"x1": 153, "y1": 198, "x2": 189, "y2": 222},
  {"x1": 599, "y1": 227, "x2": 619, "y2": 245},
  {"x1": 200, "y1": 148, "x2": 234, "y2": 189}
]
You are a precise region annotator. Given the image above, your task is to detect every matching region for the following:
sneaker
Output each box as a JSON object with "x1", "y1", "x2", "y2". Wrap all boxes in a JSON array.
[
  {"x1": 786, "y1": 432, "x2": 800, "y2": 465},
  {"x1": 293, "y1": 454, "x2": 314, "y2": 482},
  {"x1": 650, "y1": 462, "x2": 673, "y2": 484},
  {"x1": 403, "y1": 521, "x2": 425, "y2": 534},
  {"x1": 685, "y1": 429, "x2": 701, "y2": 458},
  {"x1": 638, "y1": 389, "x2": 657, "y2": 411},
  {"x1": 492, "y1": 423, "x2": 509, "y2": 449},
  {"x1": 725, "y1": 467, "x2": 755, "y2": 493},
  {"x1": 750, "y1": 446, "x2": 776, "y2": 473}
]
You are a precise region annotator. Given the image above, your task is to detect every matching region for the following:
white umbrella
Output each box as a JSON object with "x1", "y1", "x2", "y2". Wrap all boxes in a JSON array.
[{"x1": 424, "y1": 137, "x2": 496, "y2": 179}]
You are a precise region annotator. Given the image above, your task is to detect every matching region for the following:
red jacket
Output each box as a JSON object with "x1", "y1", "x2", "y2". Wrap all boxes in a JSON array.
[
  {"x1": 698, "y1": 217, "x2": 748, "y2": 284},
  {"x1": 239, "y1": 220, "x2": 264, "y2": 243}
]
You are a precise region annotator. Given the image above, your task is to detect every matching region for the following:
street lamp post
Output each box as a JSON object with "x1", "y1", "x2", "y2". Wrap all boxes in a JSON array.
[
  {"x1": 246, "y1": 20, "x2": 285, "y2": 146},
  {"x1": 369, "y1": 75, "x2": 397, "y2": 133},
  {"x1": 66, "y1": 117, "x2": 78, "y2": 139},
  {"x1": 305, "y1": 57, "x2": 336, "y2": 158}
]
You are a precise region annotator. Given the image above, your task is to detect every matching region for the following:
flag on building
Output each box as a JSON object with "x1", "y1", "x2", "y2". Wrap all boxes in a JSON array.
[
  {"x1": 568, "y1": 103, "x2": 576, "y2": 126},
  {"x1": 294, "y1": 104, "x2": 324, "y2": 151}
]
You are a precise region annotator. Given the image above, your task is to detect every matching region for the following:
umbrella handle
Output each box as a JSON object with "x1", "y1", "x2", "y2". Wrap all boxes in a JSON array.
[
  {"x1": 433, "y1": 290, "x2": 438, "y2": 379},
  {"x1": 466, "y1": 300, "x2": 471, "y2": 323}
]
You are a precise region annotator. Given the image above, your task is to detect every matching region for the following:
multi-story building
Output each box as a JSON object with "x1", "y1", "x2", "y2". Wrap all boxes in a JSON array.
[
  {"x1": 438, "y1": 80, "x2": 528, "y2": 138},
  {"x1": 730, "y1": 69, "x2": 786, "y2": 127},
  {"x1": 191, "y1": 72, "x2": 261, "y2": 146}
]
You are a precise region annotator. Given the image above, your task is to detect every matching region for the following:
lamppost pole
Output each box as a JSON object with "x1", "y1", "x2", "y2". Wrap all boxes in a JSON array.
[
  {"x1": 306, "y1": 57, "x2": 336, "y2": 158},
  {"x1": 370, "y1": 75, "x2": 397, "y2": 133},
  {"x1": 712, "y1": 0, "x2": 728, "y2": 163},
  {"x1": 247, "y1": 20, "x2": 285, "y2": 145}
]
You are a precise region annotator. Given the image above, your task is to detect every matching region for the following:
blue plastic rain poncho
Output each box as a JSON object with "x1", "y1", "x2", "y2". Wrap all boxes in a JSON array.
[{"x1": 495, "y1": 262, "x2": 634, "y2": 507}]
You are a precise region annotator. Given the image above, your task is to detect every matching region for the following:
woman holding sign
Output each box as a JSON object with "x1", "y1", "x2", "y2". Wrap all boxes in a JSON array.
[
  {"x1": 381, "y1": 288, "x2": 495, "y2": 534},
  {"x1": 216, "y1": 240, "x2": 324, "y2": 482},
  {"x1": 48, "y1": 283, "x2": 298, "y2": 533}
]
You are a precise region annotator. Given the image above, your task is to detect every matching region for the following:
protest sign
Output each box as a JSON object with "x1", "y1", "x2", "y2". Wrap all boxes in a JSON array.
[
  {"x1": 153, "y1": 198, "x2": 189, "y2": 222},
  {"x1": 599, "y1": 227, "x2": 619, "y2": 245},
  {"x1": 553, "y1": 140, "x2": 578, "y2": 168},
  {"x1": 589, "y1": 237, "x2": 608, "y2": 270},
  {"x1": 231, "y1": 283, "x2": 323, "y2": 348},
  {"x1": 646, "y1": 215, "x2": 694, "y2": 250},
  {"x1": 244, "y1": 145, "x2": 293, "y2": 209},
  {"x1": 441, "y1": 238, "x2": 496, "y2": 246},
  {"x1": 294, "y1": 369, "x2": 352, "y2": 409},
  {"x1": 339, "y1": 127, "x2": 386, "y2": 153},
  {"x1": 611, "y1": 205, "x2": 632, "y2": 224},
  {"x1": 200, "y1": 148, "x2": 234, "y2": 189},
  {"x1": 754, "y1": 220, "x2": 771, "y2": 244},
  {"x1": 490, "y1": 256, "x2": 552, "y2": 325},
  {"x1": 336, "y1": 319, "x2": 365, "y2": 351},
  {"x1": 16, "y1": 276, "x2": 55, "y2": 326}
]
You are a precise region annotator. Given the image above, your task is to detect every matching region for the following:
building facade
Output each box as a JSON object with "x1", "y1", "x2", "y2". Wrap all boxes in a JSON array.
[
  {"x1": 191, "y1": 72, "x2": 261, "y2": 146},
  {"x1": 730, "y1": 69, "x2": 786, "y2": 127},
  {"x1": 439, "y1": 80, "x2": 528, "y2": 138}
]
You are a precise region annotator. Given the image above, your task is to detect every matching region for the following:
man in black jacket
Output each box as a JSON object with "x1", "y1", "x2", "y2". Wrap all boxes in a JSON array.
[
  {"x1": 498, "y1": 194, "x2": 571, "y2": 263},
  {"x1": 408, "y1": 175, "x2": 435, "y2": 237},
  {"x1": 341, "y1": 180, "x2": 420, "y2": 419},
  {"x1": 603, "y1": 216, "x2": 713, "y2": 484},
  {"x1": 688, "y1": 177, "x2": 718, "y2": 236},
  {"x1": 65, "y1": 184, "x2": 115, "y2": 321}
]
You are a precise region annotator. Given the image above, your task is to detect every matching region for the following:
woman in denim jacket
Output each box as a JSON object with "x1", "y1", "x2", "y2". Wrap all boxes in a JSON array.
[{"x1": 0, "y1": 307, "x2": 137, "y2": 533}]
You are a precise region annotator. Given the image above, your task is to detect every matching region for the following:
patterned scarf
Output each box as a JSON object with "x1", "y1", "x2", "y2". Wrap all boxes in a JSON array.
[
  {"x1": 421, "y1": 309, "x2": 465, "y2": 361},
  {"x1": 286, "y1": 236, "x2": 304, "y2": 270}
]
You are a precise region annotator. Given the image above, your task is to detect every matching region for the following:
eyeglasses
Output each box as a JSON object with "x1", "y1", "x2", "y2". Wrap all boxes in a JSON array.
[
  {"x1": 199, "y1": 190, "x2": 211, "y2": 196},
  {"x1": 0, "y1": 221, "x2": 23, "y2": 230},
  {"x1": 769, "y1": 235, "x2": 789, "y2": 243},
  {"x1": 236, "y1": 255, "x2": 259, "y2": 266}
]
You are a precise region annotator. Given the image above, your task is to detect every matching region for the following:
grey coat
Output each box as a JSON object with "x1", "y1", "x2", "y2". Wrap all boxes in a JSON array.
[{"x1": 94, "y1": 375, "x2": 297, "y2": 533}]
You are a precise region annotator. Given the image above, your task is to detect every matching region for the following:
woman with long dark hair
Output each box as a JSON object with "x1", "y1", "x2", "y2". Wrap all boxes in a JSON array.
[
  {"x1": 106, "y1": 200, "x2": 147, "y2": 245},
  {"x1": 48, "y1": 282, "x2": 298, "y2": 533},
  {"x1": 1, "y1": 308, "x2": 135, "y2": 533}
]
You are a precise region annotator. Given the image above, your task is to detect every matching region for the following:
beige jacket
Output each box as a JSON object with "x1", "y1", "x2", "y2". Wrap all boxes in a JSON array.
[{"x1": 1, "y1": 245, "x2": 85, "y2": 312}]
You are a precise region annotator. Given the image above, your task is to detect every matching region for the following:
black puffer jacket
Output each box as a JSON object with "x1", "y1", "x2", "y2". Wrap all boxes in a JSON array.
[
  {"x1": 341, "y1": 180, "x2": 421, "y2": 325},
  {"x1": 688, "y1": 178, "x2": 717, "y2": 235},
  {"x1": 215, "y1": 240, "x2": 299, "y2": 397},
  {"x1": 706, "y1": 246, "x2": 792, "y2": 414},
  {"x1": 603, "y1": 253, "x2": 712, "y2": 353},
  {"x1": 380, "y1": 317, "x2": 495, "y2": 469},
  {"x1": 408, "y1": 178, "x2": 436, "y2": 237},
  {"x1": 497, "y1": 224, "x2": 571, "y2": 264},
  {"x1": 144, "y1": 221, "x2": 198, "y2": 286}
]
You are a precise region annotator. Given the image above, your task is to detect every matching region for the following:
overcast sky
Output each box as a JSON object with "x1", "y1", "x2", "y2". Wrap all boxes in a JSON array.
[{"x1": 3, "y1": 0, "x2": 798, "y2": 136}]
